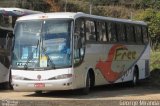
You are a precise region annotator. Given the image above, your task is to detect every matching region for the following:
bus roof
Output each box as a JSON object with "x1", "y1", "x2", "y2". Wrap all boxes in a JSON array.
[
  {"x1": 0, "y1": 7, "x2": 43, "y2": 16},
  {"x1": 17, "y1": 12, "x2": 147, "y2": 26}
]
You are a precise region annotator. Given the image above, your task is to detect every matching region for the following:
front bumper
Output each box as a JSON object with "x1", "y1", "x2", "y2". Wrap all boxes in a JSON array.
[{"x1": 12, "y1": 78, "x2": 73, "y2": 92}]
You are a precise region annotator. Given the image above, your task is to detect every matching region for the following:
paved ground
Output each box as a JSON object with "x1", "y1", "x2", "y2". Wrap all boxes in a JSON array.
[
  {"x1": 0, "y1": 84, "x2": 160, "y2": 100},
  {"x1": 0, "y1": 83, "x2": 160, "y2": 106}
]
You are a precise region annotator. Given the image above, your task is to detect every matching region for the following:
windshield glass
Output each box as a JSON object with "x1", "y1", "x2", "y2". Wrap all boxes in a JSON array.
[{"x1": 12, "y1": 19, "x2": 72, "y2": 70}]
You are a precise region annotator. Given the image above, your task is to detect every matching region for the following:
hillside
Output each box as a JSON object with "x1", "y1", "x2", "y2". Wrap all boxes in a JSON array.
[
  {"x1": 0, "y1": 0, "x2": 17, "y2": 7},
  {"x1": 0, "y1": 0, "x2": 160, "y2": 50}
]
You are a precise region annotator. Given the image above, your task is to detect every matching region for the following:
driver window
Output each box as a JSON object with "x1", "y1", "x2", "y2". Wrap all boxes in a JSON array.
[{"x1": 74, "y1": 18, "x2": 85, "y2": 65}]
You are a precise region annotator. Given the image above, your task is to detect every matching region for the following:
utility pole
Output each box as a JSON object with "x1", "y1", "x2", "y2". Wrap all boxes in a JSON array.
[
  {"x1": 14, "y1": 0, "x2": 17, "y2": 7},
  {"x1": 65, "y1": 0, "x2": 68, "y2": 12},
  {"x1": 130, "y1": 11, "x2": 133, "y2": 20},
  {"x1": 89, "y1": 0, "x2": 92, "y2": 14}
]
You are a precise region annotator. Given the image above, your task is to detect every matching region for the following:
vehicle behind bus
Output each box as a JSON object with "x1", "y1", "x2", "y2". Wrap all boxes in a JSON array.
[{"x1": 0, "y1": 8, "x2": 42, "y2": 88}]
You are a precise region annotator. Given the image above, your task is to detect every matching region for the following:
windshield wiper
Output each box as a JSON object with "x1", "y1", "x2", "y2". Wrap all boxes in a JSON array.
[{"x1": 24, "y1": 40, "x2": 39, "y2": 70}]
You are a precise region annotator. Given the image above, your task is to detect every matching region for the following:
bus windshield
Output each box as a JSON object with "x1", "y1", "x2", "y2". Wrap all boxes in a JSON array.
[{"x1": 12, "y1": 19, "x2": 72, "y2": 70}]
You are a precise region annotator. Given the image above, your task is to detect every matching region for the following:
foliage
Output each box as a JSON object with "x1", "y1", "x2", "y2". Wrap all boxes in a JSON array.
[
  {"x1": 99, "y1": 6, "x2": 134, "y2": 19},
  {"x1": 14, "y1": 0, "x2": 160, "y2": 51},
  {"x1": 17, "y1": 0, "x2": 50, "y2": 12},
  {"x1": 150, "y1": 51, "x2": 160, "y2": 70},
  {"x1": 134, "y1": 9, "x2": 160, "y2": 50},
  {"x1": 44, "y1": 0, "x2": 61, "y2": 12},
  {"x1": 148, "y1": 51, "x2": 160, "y2": 86}
]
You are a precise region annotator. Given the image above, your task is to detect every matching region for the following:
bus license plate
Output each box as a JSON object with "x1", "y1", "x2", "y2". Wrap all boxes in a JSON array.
[{"x1": 34, "y1": 83, "x2": 45, "y2": 88}]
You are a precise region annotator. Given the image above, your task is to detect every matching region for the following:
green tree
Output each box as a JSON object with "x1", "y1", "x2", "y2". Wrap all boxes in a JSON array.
[
  {"x1": 17, "y1": 0, "x2": 50, "y2": 12},
  {"x1": 134, "y1": 8, "x2": 160, "y2": 50}
]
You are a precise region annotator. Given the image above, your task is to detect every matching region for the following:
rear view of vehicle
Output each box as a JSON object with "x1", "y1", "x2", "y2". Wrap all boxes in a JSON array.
[{"x1": 0, "y1": 8, "x2": 42, "y2": 88}]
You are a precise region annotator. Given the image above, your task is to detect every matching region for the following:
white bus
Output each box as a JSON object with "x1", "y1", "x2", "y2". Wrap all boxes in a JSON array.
[
  {"x1": 0, "y1": 8, "x2": 42, "y2": 88},
  {"x1": 11, "y1": 12, "x2": 150, "y2": 94}
]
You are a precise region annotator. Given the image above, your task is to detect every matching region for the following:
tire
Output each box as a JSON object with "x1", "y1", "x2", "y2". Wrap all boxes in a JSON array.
[
  {"x1": 8, "y1": 72, "x2": 13, "y2": 90},
  {"x1": 0, "y1": 82, "x2": 7, "y2": 89},
  {"x1": 82, "y1": 73, "x2": 91, "y2": 95},
  {"x1": 35, "y1": 91, "x2": 42, "y2": 94},
  {"x1": 131, "y1": 69, "x2": 139, "y2": 86},
  {"x1": 0, "y1": 71, "x2": 13, "y2": 90}
]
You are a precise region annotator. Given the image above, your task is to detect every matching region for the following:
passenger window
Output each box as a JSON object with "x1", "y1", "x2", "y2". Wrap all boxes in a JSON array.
[
  {"x1": 97, "y1": 22, "x2": 107, "y2": 42},
  {"x1": 135, "y1": 26, "x2": 142, "y2": 43},
  {"x1": 142, "y1": 26, "x2": 148, "y2": 44},
  {"x1": 85, "y1": 20, "x2": 96, "y2": 41},
  {"x1": 126, "y1": 24, "x2": 135, "y2": 43},
  {"x1": 116, "y1": 23, "x2": 126, "y2": 42},
  {"x1": 107, "y1": 22, "x2": 117, "y2": 42}
]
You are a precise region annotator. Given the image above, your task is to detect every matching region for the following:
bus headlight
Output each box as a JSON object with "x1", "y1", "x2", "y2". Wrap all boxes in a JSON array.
[
  {"x1": 49, "y1": 74, "x2": 72, "y2": 80},
  {"x1": 12, "y1": 75, "x2": 25, "y2": 80}
]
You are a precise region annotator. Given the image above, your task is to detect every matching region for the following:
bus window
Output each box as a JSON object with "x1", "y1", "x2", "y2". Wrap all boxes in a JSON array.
[
  {"x1": 0, "y1": 15, "x2": 12, "y2": 29},
  {"x1": 116, "y1": 23, "x2": 126, "y2": 42},
  {"x1": 74, "y1": 19, "x2": 85, "y2": 65},
  {"x1": 135, "y1": 25, "x2": 142, "y2": 44},
  {"x1": 97, "y1": 22, "x2": 107, "y2": 42},
  {"x1": 85, "y1": 20, "x2": 96, "y2": 42},
  {"x1": 107, "y1": 22, "x2": 117, "y2": 42},
  {"x1": 126, "y1": 24, "x2": 135, "y2": 43},
  {"x1": 142, "y1": 26, "x2": 148, "y2": 44},
  {"x1": 6, "y1": 32, "x2": 13, "y2": 52}
]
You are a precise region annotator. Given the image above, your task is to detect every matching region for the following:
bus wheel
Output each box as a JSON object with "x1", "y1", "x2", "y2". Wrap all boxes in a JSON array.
[
  {"x1": 35, "y1": 91, "x2": 42, "y2": 94},
  {"x1": 2, "y1": 73, "x2": 13, "y2": 90},
  {"x1": 8, "y1": 72, "x2": 13, "y2": 89},
  {"x1": 82, "y1": 73, "x2": 91, "y2": 95},
  {"x1": 131, "y1": 68, "x2": 139, "y2": 86}
]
